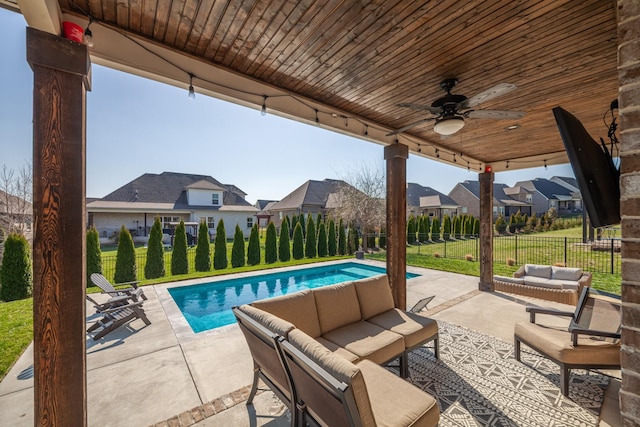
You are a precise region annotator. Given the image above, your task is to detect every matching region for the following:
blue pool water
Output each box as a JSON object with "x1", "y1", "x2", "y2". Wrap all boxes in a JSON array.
[{"x1": 168, "y1": 262, "x2": 419, "y2": 333}]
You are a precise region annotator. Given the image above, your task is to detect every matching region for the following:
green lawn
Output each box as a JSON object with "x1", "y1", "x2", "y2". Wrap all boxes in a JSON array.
[{"x1": 0, "y1": 298, "x2": 33, "y2": 380}]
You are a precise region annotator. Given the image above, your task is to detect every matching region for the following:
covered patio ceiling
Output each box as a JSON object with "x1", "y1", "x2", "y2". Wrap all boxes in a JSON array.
[{"x1": 8, "y1": 0, "x2": 618, "y2": 173}]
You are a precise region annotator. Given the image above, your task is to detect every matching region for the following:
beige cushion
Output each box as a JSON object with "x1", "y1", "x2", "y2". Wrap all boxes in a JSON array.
[
  {"x1": 551, "y1": 266, "x2": 583, "y2": 281},
  {"x1": 354, "y1": 275, "x2": 396, "y2": 320},
  {"x1": 524, "y1": 264, "x2": 552, "y2": 278},
  {"x1": 357, "y1": 359, "x2": 440, "y2": 427},
  {"x1": 287, "y1": 329, "x2": 376, "y2": 427},
  {"x1": 252, "y1": 290, "x2": 322, "y2": 337},
  {"x1": 322, "y1": 320, "x2": 405, "y2": 364},
  {"x1": 515, "y1": 321, "x2": 621, "y2": 366},
  {"x1": 236, "y1": 304, "x2": 295, "y2": 337},
  {"x1": 314, "y1": 282, "x2": 362, "y2": 334},
  {"x1": 523, "y1": 277, "x2": 565, "y2": 289},
  {"x1": 493, "y1": 275, "x2": 525, "y2": 285},
  {"x1": 316, "y1": 337, "x2": 360, "y2": 363},
  {"x1": 367, "y1": 309, "x2": 439, "y2": 348}
]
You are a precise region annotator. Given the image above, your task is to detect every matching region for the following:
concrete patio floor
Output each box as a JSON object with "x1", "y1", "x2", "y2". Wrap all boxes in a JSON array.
[{"x1": 0, "y1": 259, "x2": 621, "y2": 426}]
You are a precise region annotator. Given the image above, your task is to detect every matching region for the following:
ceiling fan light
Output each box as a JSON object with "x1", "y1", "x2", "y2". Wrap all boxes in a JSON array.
[{"x1": 434, "y1": 116, "x2": 465, "y2": 135}]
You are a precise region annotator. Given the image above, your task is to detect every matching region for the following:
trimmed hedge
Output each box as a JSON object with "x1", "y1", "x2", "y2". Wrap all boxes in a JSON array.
[
  {"x1": 278, "y1": 219, "x2": 290, "y2": 262},
  {"x1": 231, "y1": 224, "x2": 246, "y2": 268},
  {"x1": 114, "y1": 226, "x2": 137, "y2": 283},
  {"x1": 214, "y1": 219, "x2": 228, "y2": 270},
  {"x1": 171, "y1": 220, "x2": 189, "y2": 275},
  {"x1": 247, "y1": 224, "x2": 261, "y2": 266},
  {"x1": 265, "y1": 222, "x2": 277, "y2": 264},
  {"x1": 317, "y1": 222, "x2": 327, "y2": 257},
  {"x1": 327, "y1": 219, "x2": 337, "y2": 256},
  {"x1": 292, "y1": 222, "x2": 304, "y2": 260},
  {"x1": 305, "y1": 216, "x2": 316, "y2": 258},
  {"x1": 0, "y1": 233, "x2": 32, "y2": 301},
  {"x1": 145, "y1": 217, "x2": 165, "y2": 279},
  {"x1": 195, "y1": 221, "x2": 211, "y2": 272},
  {"x1": 86, "y1": 226, "x2": 102, "y2": 286}
]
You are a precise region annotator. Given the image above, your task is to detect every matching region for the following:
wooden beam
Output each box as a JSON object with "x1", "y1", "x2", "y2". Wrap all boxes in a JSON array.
[
  {"x1": 384, "y1": 143, "x2": 408, "y2": 310},
  {"x1": 479, "y1": 171, "x2": 493, "y2": 291},
  {"x1": 27, "y1": 27, "x2": 91, "y2": 427}
]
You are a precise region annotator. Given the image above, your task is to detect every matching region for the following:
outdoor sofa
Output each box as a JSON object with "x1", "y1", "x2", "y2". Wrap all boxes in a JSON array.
[
  {"x1": 493, "y1": 264, "x2": 592, "y2": 305},
  {"x1": 233, "y1": 274, "x2": 440, "y2": 426}
]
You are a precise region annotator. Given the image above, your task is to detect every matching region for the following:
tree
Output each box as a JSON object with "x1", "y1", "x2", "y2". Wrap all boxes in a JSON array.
[
  {"x1": 331, "y1": 163, "x2": 385, "y2": 252},
  {"x1": 407, "y1": 214, "x2": 416, "y2": 244},
  {"x1": 305, "y1": 215, "x2": 317, "y2": 258},
  {"x1": 86, "y1": 226, "x2": 102, "y2": 286},
  {"x1": 495, "y1": 213, "x2": 507, "y2": 234},
  {"x1": 431, "y1": 217, "x2": 441, "y2": 241},
  {"x1": 346, "y1": 224, "x2": 355, "y2": 255},
  {"x1": 171, "y1": 220, "x2": 189, "y2": 275},
  {"x1": 265, "y1": 221, "x2": 277, "y2": 263},
  {"x1": 299, "y1": 214, "x2": 306, "y2": 238},
  {"x1": 145, "y1": 217, "x2": 165, "y2": 278},
  {"x1": 0, "y1": 232, "x2": 32, "y2": 301},
  {"x1": 114, "y1": 225, "x2": 137, "y2": 283},
  {"x1": 379, "y1": 227, "x2": 386, "y2": 248},
  {"x1": 292, "y1": 222, "x2": 304, "y2": 260},
  {"x1": 464, "y1": 215, "x2": 474, "y2": 236},
  {"x1": 317, "y1": 221, "x2": 328, "y2": 257},
  {"x1": 453, "y1": 215, "x2": 462, "y2": 238},
  {"x1": 418, "y1": 215, "x2": 429, "y2": 242},
  {"x1": 327, "y1": 219, "x2": 337, "y2": 256},
  {"x1": 338, "y1": 218, "x2": 346, "y2": 255},
  {"x1": 290, "y1": 215, "x2": 298, "y2": 238},
  {"x1": 231, "y1": 224, "x2": 246, "y2": 268},
  {"x1": 0, "y1": 164, "x2": 32, "y2": 238},
  {"x1": 442, "y1": 215, "x2": 451, "y2": 240},
  {"x1": 214, "y1": 219, "x2": 228, "y2": 270},
  {"x1": 194, "y1": 221, "x2": 211, "y2": 272},
  {"x1": 278, "y1": 219, "x2": 290, "y2": 262},
  {"x1": 247, "y1": 224, "x2": 261, "y2": 265},
  {"x1": 473, "y1": 218, "x2": 480, "y2": 235}
]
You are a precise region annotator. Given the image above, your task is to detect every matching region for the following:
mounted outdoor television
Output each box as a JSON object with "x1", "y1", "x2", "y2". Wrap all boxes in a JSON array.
[{"x1": 553, "y1": 106, "x2": 620, "y2": 228}]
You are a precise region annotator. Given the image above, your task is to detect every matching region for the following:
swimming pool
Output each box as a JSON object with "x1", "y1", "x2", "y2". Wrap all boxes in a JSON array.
[{"x1": 168, "y1": 262, "x2": 419, "y2": 333}]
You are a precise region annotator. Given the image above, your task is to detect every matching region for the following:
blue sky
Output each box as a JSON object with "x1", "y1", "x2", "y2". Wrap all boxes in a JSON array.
[{"x1": 0, "y1": 8, "x2": 574, "y2": 204}]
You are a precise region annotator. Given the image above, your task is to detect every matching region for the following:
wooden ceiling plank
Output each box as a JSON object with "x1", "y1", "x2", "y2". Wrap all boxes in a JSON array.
[
  {"x1": 102, "y1": 0, "x2": 117, "y2": 23},
  {"x1": 174, "y1": 0, "x2": 200, "y2": 49},
  {"x1": 151, "y1": 0, "x2": 171, "y2": 40},
  {"x1": 162, "y1": 0, "x2": 186, "y2": 46},
  {"x1": 128, "y1": 0, "x2": 142, "y2": 32},
  {"x1": 192, "y1": 0, "x2": 228, "y2": 56},
  {"x1": 201, "y1": 1, "x2": 243, "y2": 60},
  {"x1": 139, "y1": 0, "x2": 158, "y2": 36},
  {"x1": 221, "y1": 0, "x2": 275, "y2": 67},
  {"x1": 87, "y1": 0, "x2": 104, "y2": 21},
  {"x1": 115, "y1": 0, "x2": 129, "y2": 28},
  {"x1": 211, "y1": 1, "x2": 256, "y2": 63}
]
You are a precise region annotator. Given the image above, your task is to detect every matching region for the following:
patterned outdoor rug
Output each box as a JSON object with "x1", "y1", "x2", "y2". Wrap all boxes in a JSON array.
[{"x1": 400, "y1": 322, "x2": 610, "y2": 427}]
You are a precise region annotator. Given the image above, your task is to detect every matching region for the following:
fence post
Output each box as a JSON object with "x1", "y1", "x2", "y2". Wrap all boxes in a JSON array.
[
  {"x1": 612, "y1": 239, "x2": 615, "y2": 274},
  {"x1": 444, "y1": 239, "x2": 447, "y2": 258},
  {"x1": 564, "y1": 237, "x2": 567, "y2": 266},
  {"x1": 515, "y1": 235, "x2": 518, "y2": 265}
]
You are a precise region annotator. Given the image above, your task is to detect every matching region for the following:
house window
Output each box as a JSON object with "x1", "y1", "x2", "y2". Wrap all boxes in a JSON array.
[
  {"x1": 493, "y1": 206, "x2": 498, "y2": 214},
  {"x1": 163, "y1": 216, "x2": 181, "y2": 228},
  {"x1": 212, "y1": 193, "x2": 219, "y2": 205},
  {"x1": 279, "y1": 212, "x2": 283, "y2": 219},
  {"x1": 526, "y1": 194, "x2": 533, "y2": 203},
  {"x1": 550, "y1": 200, "x2": 557, "y2": 208},
  {"x1": 461, "y1": 207, "x2": 467, "y2": 214},
  {"x1": 499, "y1": 207, "x2": 505, "y2": 215},
  {"x1": 206, "y1": 216, "x2": 215, "y2": 228},
  {"x1": 247, "y1": 217, "x2": 253, "y2": 228}
]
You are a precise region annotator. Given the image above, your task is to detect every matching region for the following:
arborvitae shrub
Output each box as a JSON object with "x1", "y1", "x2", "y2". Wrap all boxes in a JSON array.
[
  {"x1": 265, "y1": 222, "x2": 277, "y2": 264},
  {"x1": 453, "y1": 215, "x2": 461, "y2": 238},
  {"x1": 194, "y1": 221, "x2": 211, "y2": 272},
  {"x1": 367, "y1": 233, "x2": 375, "y2": 249},
  {"x1": 231, "y1": 224, "x2": 246, "y2": 268},
  {"x1": 247, "y1": 224, "x2": 261, "y2": 266},
  {"x1": 352, "y1": 227, "x2": 359, "y2": 251},
  {"x1": 0, "y1": 232, "x2": 32, "y2": 301},
  {"x1": 290, "y1": 215, "x2": 298, "y2": 238},
  {"x1": 418, "y1": 216, "x2": 427, "y2": 242},
  {"x1": 407, "y1": 215, "x2": 416, "y2": 244},
  {"x1": 442, "y1": 215, "x2": 451, "y2": 240},
  {"x1": 145, "y1": 218, "x2": 165, "y2": 279},
  {"x1": 346, "y1": 225, "x2": 355, "y2": 254},
  {"x1": 495, "y1": 214, "x2": 507, "y2": 234},
  {"x1": 86, "y1": 226, "x2": 103, "y2": 286},
  {"x1": 379, "y1": 228, "x2": 386, "y2": 248},
  {"x1": 338, "y1": 219, "x2": 346, "y2": 255},
  {"x1": 292, "y1": 222, "x2": 304, "y2": 260},
  {"x1": 327, "y1": 219, "x2": 337, "y2": 256},
  {"x1": 214, "y1": 219, "x2": 228, "y2": 270},
  {"x1": 464, "y1": 216, "x2": 473, "y2": 236},
  {"x1": 278, "y1": 220, "x2": 290, "y2": 262},
  {"x1": 299, "y1": 214, "x2": 306, "y2": 238},
  {"x1": 431, "y1": 217, "x2": 441, "y2": 241},
  {"x1": 317, "y1": 222, "x2": 327, "y2": 257},
  {"x1": 171, "y1": 220, "x2": 189, "y2": 275},
  {"x1": 316, "y1": 213, "x2": 322, "y2": 230},
  {"x1": 114, "y1": 225, "x2": 137, "y2": 283},
  {"x1": 305, "y1": 216, "x2": 317, "y2": 258},
  {"x1": 473, "y1": 218, "x2": 480, "y2": 235}
]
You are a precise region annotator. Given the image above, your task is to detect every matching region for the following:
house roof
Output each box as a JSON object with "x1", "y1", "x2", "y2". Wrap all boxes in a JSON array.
[
  {"x1": 269, "y1": 179, "x2": 350, "y2": 211},
  {"x1": 515, "y1": 178, "x2": 576, "y2": 200},
  {"x1": 97, "y1": 172, "x2": 254, "y2": 209},
  {"x1": 407, "y1": 183, "x2": 458, "y2": 208},
  {"x1": 254, "y1": 199, "x2": 278, "y2": 211},
  {"x1": 551, "y1": 176, "x2": 580, "y2": 192},
  {"x1": 453, "y1": 180, "x2": 526, "y2": 207}
]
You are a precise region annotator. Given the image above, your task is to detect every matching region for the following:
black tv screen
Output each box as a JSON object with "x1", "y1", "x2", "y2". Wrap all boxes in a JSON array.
[{"x1": 553, "y1": 106, "x2": 620, "y2": 228}]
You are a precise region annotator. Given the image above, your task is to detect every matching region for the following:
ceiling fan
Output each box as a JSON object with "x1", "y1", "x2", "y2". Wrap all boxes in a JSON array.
[{"x1": 387, "y1": 78, "x2": 525, "y2": 136}]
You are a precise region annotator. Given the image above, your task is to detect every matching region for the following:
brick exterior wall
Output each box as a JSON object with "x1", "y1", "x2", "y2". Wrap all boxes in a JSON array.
[{"x1": 618, "y1": 0, "x2": 640, "y2": 424}]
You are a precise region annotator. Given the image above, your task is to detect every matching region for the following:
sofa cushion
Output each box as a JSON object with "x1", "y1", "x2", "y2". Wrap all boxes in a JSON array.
[
  {"x1": 493, "y1": 275, "x2": 525, "y2": 285},
  {"x1": 523, "y1": 276, "x2": 565, "y2": 289},
  {"x1": 322, "y1": 320, "x2": 405, "y2": 365},
  {"x1": 551, "y1": 266, "x2": 583, "y2": 281},
  {"x1": 287, "y1": 329, "x2": 376, "y2": 427},
  {"x1": 236, "y1": 304, "x2": 295, "y2": 337},
  {"x1": 316, "y1": 337, "x2": 360, "y2": 363},
  {"x1": 524, "y1": 264, "x2": 552, "y2": 278},
  {"x1": 357, "y1": 359, "x2": 440, "y2": 427},
  {"x1": 252, "y1": 290, "x2": 322, "y2": 337},
  {"x1": 314, "y1": 282, "x2": 362, "y2": 334},
  {"x1": 515, "y1": 321, "x2": 621, "y2": 366},
  {"x1": 367, "y1": 309, "x2": 438, "y2": 348},
  {"x1": 354, "y1": 275, "x2": 396, "y2": 320}
]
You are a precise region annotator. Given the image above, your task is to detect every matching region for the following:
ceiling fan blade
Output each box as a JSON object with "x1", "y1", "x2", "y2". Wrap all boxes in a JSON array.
[
  {"x1": 459, "y1": 83, "x2": 518, "y2": 109},
  {"x1": 397, "y1": 103, "x2": 442, "y2": 115},
  {"x1": 386, "y1": 118, "x2": 435, "y2": 136},
  {"x1": 465, "y1": 109, "x2": 526, "y2": 119}
]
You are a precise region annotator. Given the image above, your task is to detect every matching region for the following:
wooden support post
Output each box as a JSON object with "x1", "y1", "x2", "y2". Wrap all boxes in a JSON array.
[
  {"x1": 479, "y1": 171, "x2": 493, "y2": 291},
  {"x1": 384, "y1": 143, "x2": 408, "y2": 310},
  {"x1": 27, "y1": 27, "x2": 91, "y2": 427}
]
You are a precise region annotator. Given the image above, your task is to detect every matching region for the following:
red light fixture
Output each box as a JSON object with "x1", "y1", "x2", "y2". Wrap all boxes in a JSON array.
[{"x1": 484, "y1": 165, "x2": 492, "y2": 173}]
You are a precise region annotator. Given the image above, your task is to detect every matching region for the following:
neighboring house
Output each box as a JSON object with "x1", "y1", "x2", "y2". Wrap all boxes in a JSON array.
[
  {"x1": 406, "y1": 182, "x2": 459, "y2": 220},
  {"x1": 0, "y1": 190, "x2": 32, "y2": 236},
  {"x1": 514, "y1": 178, "x2": 582, "y2": 216},
  {"x1": 254, "y1": 199, "x2": 278, "y2": 228},
  {"x1": 550, "y1": 176, "x2": 583, "y2": 212},
  {"x1": 448, "y1": 180, "x2": 531, "y2": 219},
  {"x1": 87, "y1": 172, "x2": 258, "y2": 242},
  {"x1": 267, "y1": 179, "x2": 355, "y2": 228}
]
